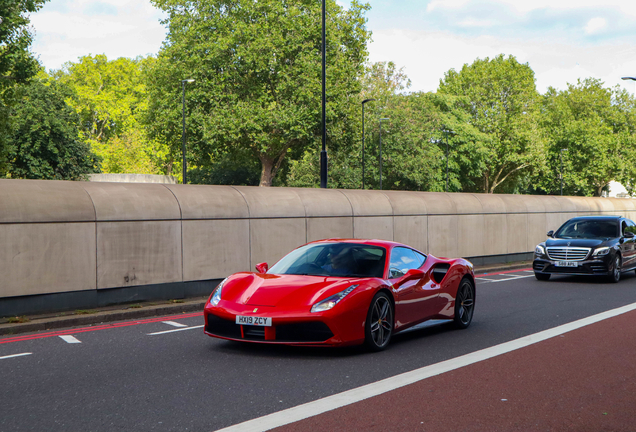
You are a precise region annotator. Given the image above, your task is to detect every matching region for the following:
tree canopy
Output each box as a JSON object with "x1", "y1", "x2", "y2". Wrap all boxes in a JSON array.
[{"x1": 146, "y1": 0, "x2": 371, "y2": 186}]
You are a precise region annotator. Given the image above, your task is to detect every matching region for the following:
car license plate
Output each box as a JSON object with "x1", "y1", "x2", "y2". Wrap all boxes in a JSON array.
[
  {"x1": 235, "y1": 315, "x2": 272, "y2": 326},
  {"x1": 555, "y1": 261, "x2": 578, "y2": 267}
]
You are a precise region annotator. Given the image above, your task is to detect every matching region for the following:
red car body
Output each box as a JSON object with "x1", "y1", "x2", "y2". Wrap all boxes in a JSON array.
[{"x1": 204, "y1": 239, "x2": 475, "y2": 348}]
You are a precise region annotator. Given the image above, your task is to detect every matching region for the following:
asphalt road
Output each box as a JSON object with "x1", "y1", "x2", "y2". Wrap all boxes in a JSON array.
[{"x1": 2, "y1": 270, "x2": 636, "y2": 432}]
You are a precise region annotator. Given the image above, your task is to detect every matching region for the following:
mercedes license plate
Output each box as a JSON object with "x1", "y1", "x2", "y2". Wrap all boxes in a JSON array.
[
  {"x1": 555, "y1": 261, "x2": 578, "y2": 267},
  {"x1": 235, "y1": 315, "x2": 272, "y2": 326}
]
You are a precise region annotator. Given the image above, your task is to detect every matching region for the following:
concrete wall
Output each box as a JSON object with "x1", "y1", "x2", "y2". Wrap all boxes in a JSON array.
[{"x1": 2, "y1": 179, "x2": 635, "y2": 309}]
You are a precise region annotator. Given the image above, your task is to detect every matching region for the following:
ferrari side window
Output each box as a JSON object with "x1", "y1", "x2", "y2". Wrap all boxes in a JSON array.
[{"x1": 389, "y1": 247, "x2": 419, "y2": 279}]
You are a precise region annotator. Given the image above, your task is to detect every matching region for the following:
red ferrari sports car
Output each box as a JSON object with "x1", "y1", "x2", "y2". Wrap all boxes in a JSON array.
[{"x1": 204, "y1": 239, "x2": 475, "y2": 350}]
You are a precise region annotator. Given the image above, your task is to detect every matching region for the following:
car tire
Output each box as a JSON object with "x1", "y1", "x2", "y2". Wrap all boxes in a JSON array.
[
  {"x1": 535, "y1": 272, "x2": 551, "y2": 281},
  {"x1": 608, "y1": 255, "x2": 621, "y2": 283},
  {"x1": 453, "y1": 278, "x2": 475, "y2": 329},
  {"x1": 364, "y1": 292, "x2": 393, "y2": 351}
]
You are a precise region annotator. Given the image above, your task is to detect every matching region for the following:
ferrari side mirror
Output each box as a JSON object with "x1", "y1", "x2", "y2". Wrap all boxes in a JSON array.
[
  {"x1": 404, "y1": 268, "x2": 424, "y2": 281},
  {"x1": 255, "y1": 262, "x2": 269, "y2": 273}
]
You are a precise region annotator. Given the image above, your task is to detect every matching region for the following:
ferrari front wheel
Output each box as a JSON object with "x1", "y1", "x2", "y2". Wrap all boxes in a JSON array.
[
  {"x1": 453, "y1": 278, "x2": 475, "y2": 329},
  {"x1": 364, "y1": 292, "x2": 393, "y2": 351}
]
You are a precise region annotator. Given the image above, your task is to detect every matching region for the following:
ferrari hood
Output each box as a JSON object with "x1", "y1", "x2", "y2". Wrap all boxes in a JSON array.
[{"x1": 223, "y1": 273, "x2": 357, "y2": 307}]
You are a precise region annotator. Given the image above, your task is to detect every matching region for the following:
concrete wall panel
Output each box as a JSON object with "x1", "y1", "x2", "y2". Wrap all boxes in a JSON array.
[
  {"x1": 449, "y1": 193, "x2": 484, "y2": 214},
  {"x1": 292, "y1": 188, "x2": 353, "y2": 217},
  {"x1": 428, "y1": 215, "x2": 458, "y2": 258},
  {"x1": 250, "y1": 218, "x2": 306, "y2": 270},
  {"x1": 457, "y1": 214, "x2": 485, "y2": 257},
  {"x1": 182, "y1": 219, "x2": 250, "y2": 280},
  {"x1": 419, "y1": 193, "x2": 456, "y2": 215},
  {"x1": 0, "y1": 180, "x2": 95, "y2": 223},
  {"x1": 307, "y1": 217, "x2": 353, "y2": 242},
  {"x1": 472, "y1": 194, "x2": 506, "y2": 214},
  {"x1": 483, "y1": 214, "x2": 507, "y2": 255},
  {"x1": 527, "y1": 213, "x2": 547, "y2": 251},
  {"x1": 97, "y1": 221, "x2": 182, "y2": 289},
  {"x1": 353, "y1": 217, "x2": 393, "y2": 241},
  {"x1": 166, "y1": 185, "x2": 249, "y2": 219},
  {"x1": 383, "y1": 191, "x2": 427, "y2": 216},
  {"x1": 507, "y1": 214, "x2": 528, "y2": 254},
  {"x1": 84, "y1": 183, "x2": 181, "y2": 221},
  {"x1": 234, "y1": 187, "x2": 305, "y2": 218},
  {"x1": 0, "y1": 222, "x2": 96, "y2": 297},
  {"x1": 340, "y1": 190, "x2": 393, "y2": 216},
  {"x1": 393, "y1": 216, "x2": 428, "y2": 253}
]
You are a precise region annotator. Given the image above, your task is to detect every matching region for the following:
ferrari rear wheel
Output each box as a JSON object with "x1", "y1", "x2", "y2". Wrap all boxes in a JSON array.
[
  {"x1": 453, "y1": 278, "x2": 475, "y2": 329},
  {"x1": 365, "y1": 292, "x2": 393, "y2": 351}
]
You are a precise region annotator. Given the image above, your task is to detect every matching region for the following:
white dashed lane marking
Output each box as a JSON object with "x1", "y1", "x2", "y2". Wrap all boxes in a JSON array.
[
  {"x1": 59, "y1": 335, "x2": 81, "y2": 344},
  {"x1": 0, "y1": 353, "x2": 32, "y2": 360},
  {"x1": 147, "y1": 325, "x2": 204, "y2": 336},
  {"x1": 162, "y1": 321, "x2": 188, "y2": 328}
]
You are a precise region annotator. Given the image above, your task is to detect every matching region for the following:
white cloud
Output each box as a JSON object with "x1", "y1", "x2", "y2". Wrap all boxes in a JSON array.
[
  {"x1": 584, "y1": 17, "x2": 607, "y2": 35},
  {"x1": 368, "y1": 29, "x2": 636, "y2": 94}
]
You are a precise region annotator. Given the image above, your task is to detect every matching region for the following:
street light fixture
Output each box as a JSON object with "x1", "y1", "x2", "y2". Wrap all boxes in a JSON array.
[
  {"x1": 379, "y1": 118, "x2": 389, "y2": 190},
  {"x1": 560, "y1": 148, "x2": 568, "y2": 196},
  {"x1": 361, "y1": 98, "x2": 376, "y2": 189},
  {"x1": 621, "y1": 77, "x2": 636, "y2": 81},
  {"x1": 320, "y1": 0, "x2": 328, "y2": 188},
  {"x1": 181, "y1": 78, "x2": 195, "y2": 184}
]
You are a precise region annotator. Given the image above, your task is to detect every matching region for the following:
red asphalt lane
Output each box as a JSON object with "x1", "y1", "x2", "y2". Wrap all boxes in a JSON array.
[{"x1": 274, "y1": 308, "x2": 636, "y2": 432}]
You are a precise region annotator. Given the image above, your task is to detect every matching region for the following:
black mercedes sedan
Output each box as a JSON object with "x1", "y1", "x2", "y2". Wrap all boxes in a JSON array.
[{"x1": 533, "y1": 215, "x2": 636, "y2": 283}]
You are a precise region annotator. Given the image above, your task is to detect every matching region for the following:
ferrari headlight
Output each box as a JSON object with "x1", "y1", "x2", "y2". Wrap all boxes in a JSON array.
[
  {"x1": 535, "y1": 245, "x2": 546, "y2": 255},
  {"x1": 310, "y1": 285, "x2": 358, "y2": 313},
  {"x1": 593, "y1": 247, "x2": 610, "y2": 257},
  {"x1": 209, "y1": 278, "x2": 227, "y2": 307}
]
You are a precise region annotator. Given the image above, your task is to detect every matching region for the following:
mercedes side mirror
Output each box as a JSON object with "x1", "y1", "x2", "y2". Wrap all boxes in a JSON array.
[
  {"x1": 547, "y1": 230, "x2": 554, "y2": 238},
  {"x1": 625, "y1": 231, "x2": 635, "y2": 239},
  {"x1": 255, "y1": 262, "x2": 269, "y2": 273}
]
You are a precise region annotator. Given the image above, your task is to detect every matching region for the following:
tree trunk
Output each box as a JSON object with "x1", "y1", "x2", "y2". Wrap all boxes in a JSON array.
[{"x1": 259, "y1": 156, "x2": 275, "y2": 187}]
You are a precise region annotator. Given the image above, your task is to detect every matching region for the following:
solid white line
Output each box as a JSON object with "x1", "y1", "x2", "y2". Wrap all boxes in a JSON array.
[
  {"x1": 215, "y1": 301, "x2": 636, "y2": 432},
  {"x1": 0, "y1": 352, "x2": 32, "y2": 360},
  {"x1": 147, "y1": 325, "x2": 204, "y2": 336},
  {"x1": 480, "y1": 275, "x2": 535, "y2": 283},
  {"x1": 162, "y1": 321, "x2": 188, "y2": 328},
  {"x1": 59, "y1": 335, "x2": 81, "y2": 344}
]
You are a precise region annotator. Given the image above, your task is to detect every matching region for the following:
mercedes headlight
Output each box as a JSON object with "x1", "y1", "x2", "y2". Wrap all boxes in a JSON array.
[
  {"x1": 535, "y1": 245, "x2": 546, "y2": 255},
  {"x1": 209, "y1": 278, "x2": 228, "y2": 306},
  {"x1": 310, "y1": 285, "x2": 358, "y2": 313},
  {"x1": 592, "y1": 247, "x2": 610, "y2": 257}
]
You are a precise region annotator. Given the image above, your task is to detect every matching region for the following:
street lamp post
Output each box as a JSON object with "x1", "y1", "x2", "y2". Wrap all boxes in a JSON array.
[
  {"x1": 560, "y1": 148, "x2": 568, "y2": 196},
  {"x1": 181, "y1": 78, "x2": 195, "y2": 184},
  {"x1": 442, "y1": 127, "x2": 453, "y2": 193},
  {"x1": 361, "y1": 99, "x2": 375, "y2": 189},
  {"x1": 379, "y1": 118, "x2": 389, "y2": 190},
  {"x1": 320, "y1": 0, "x2": 328, "y2": 188}
]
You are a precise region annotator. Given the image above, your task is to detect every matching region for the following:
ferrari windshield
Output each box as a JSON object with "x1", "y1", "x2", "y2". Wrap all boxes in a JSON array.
[
  {"x1": 268, "y1": 243, "x2": 386, "y2": 278},
  {"x1": 555, "y1": 219, "x2": 618, "y2": 239}
]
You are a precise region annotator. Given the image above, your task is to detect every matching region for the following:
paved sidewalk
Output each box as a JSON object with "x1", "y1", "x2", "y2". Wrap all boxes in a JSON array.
[
  {"x1": 0, "y1": 261, "x2": 530, "y2": 336},
  {"x1": 272, "y1": 308, "x2": 636, "y2": 432}
]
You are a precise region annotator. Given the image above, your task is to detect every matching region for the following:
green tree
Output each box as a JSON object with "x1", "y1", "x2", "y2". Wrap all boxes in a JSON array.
[
  {"x1": 53, "y1": 55, "x2": 170, "y2": 175},
  {"x1": 7, "y1": 76, "x2": 99, "y2": 180},
  {"x1": 438, "y1": 54, "x2": 546, "y2": 193},
  {"x1": 0, "y1": 0, "x2": 48, "y2": 174},
  {"x1": 146, "y1": 0, "x2": 371, "y2": 186},
  {"x1": 537, "y1": 78, "x2": 636, "y2": 196}
]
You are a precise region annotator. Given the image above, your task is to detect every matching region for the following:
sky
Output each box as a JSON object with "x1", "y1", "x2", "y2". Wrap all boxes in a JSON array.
[{"x1": 29, "y1": 0, "x2": 636, "y2": 94}]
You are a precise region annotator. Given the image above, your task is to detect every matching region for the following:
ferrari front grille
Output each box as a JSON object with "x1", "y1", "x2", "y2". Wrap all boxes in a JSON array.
[
  {"x1": 546, "y1": 247, "x2": 590, "y2": 261},
  {"x1": 276, "y1": 322, "x2": 334, "y2": 342}
]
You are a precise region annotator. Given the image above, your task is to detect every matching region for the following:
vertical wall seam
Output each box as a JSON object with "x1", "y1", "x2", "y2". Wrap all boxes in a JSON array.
[
  {"x1": 379, "y1": 191, "x2": 395, "y2": 241},
  {"x1": 162, "y1": 185, "x2": 184, "y2": 282},
  {"x1": 230, "y1": 186, "x2": 252, "y2": 271},
  {"x1": 335, "y1": 189, "x2": 355, "y2": 239},
  {"x1": 79, "y1": 184, "x2": 99, "y2": 291}
]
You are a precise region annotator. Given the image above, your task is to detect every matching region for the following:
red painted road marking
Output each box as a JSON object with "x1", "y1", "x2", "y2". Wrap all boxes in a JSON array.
[
  {"x1": 0, "y1": 312, "x2": 203, "y2": 345},
  {"x1": 475, "y1": 268, "x2": 532, "y2": 278}
]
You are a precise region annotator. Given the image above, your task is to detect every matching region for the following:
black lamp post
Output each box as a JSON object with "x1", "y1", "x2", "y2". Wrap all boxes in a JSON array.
[
  {"x1": 181, "y1": 78, "x2": 195, "y2": 184},
  {"x1": 320, "y1": 0, "x2": 328, "y2": 188},
  {"x1": 379, "y1": 118, "x2": 389, "y2": 190},
  {"x1": 361, "y1": 98, "x2": 375, "y2": 189},
  {"x1": 442, "y1": 127, "x2": 453, "y2": 192},
  {"x1": 560, "y1": 148, "x2": 568, "y2": 196}
]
